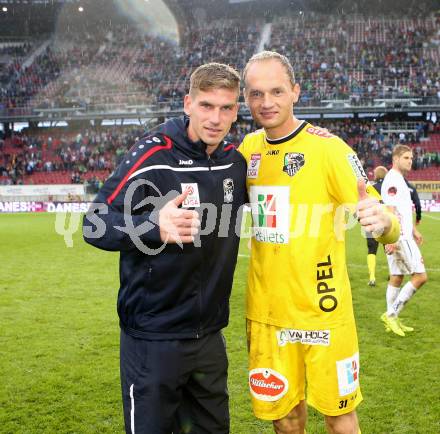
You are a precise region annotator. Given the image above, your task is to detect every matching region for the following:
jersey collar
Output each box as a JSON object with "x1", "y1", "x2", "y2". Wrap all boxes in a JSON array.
[{"x1": 265, "y1": 121, "x2": 307, "y2": 145}]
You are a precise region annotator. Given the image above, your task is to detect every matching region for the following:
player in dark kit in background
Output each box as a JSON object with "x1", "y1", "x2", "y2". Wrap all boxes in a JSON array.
[
  {"x1": 405, "y1": 178, "x2": 422, "y2": 225},
  {"x1": 366, "y1": 166, "x2": 388, "y2": 286},
  {"x1": 83, "y1": 63, "x2": 246, "y2": 434}
]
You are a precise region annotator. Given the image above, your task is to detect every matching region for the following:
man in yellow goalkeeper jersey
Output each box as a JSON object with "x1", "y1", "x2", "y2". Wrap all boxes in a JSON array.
[{"x1": 239, "y1": 51, "x2": 400, "y2": 434}]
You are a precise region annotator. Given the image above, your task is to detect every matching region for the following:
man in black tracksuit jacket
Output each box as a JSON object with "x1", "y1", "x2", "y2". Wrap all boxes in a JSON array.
[
  {"x1": 405, "y1": 178, "x2": 422, "y2": 225},
  {"x1": 83, "y1": 64, "x2": 247, "y2": 434}
]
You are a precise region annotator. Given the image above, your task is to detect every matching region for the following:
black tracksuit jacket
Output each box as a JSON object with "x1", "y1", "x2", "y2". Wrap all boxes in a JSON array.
[{"x1": 83, "y1": 116, "x2": 247, "y2": 340}]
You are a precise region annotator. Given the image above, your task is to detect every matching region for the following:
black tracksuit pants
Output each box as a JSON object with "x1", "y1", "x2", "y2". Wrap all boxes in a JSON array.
[{"x1": 120, "y1": 329, "x2": 229, "y2": 434}]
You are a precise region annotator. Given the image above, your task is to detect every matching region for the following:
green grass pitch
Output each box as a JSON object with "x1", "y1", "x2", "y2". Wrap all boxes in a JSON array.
[{"x1": 0, "y1": 212, "x2": 439, "y2": 433}]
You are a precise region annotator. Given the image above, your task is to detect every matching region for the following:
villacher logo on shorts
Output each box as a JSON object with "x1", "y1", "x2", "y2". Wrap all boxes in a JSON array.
[{"x1": 249, "y1": 368, "x2": 289, "y2": 402}]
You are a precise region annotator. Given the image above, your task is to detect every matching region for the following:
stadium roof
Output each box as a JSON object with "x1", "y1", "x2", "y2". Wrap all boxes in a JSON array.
[
  {"x1": 165, "y1": 0, "x2": 439, "y2": 20},
  {"x1": 0, "y1": 0, "x2": 78, "y2": 3},
  {"x1": 1, "y1": 0, "x2": 438, "y2": 13}
]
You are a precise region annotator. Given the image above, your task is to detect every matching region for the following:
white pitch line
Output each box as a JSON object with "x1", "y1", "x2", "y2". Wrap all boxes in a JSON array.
[
  {"x1": 347, "y1": 262, "x2": 440, "y2": 272},
  {"x1": 238, "y1": 253, "x2": 440, "y2": 272},
  {"x1": 346, "y1": 262, "x2": 435, "y2": 272},
  {"x1": 423, "y1": 214, "x2": 440, "y2": 221}
]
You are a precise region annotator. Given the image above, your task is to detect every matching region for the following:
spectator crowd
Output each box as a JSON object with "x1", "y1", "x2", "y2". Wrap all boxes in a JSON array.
[
  {"x1": 0, "y1": 126, "x2": 144, "y2": 185},
  {"x1": 1, "y1": 8, "x2": 439, "y2": 186},
  {"x1": 1, "y1": 120, "x2": 439, "y2": 185},
  {"x1": 1, "y1": 13, "x2": 439, "y2": 114}
]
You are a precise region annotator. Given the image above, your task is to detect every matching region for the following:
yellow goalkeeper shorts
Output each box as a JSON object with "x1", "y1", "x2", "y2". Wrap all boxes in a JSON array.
[{"x1": 247, "y1": 319, "x2": 363, "y2": 420}]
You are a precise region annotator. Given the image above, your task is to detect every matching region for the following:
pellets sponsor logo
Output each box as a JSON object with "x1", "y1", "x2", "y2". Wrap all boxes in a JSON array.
[
  {"x1": 283, "y1": 152, "x2": 305, "y2": 177},
  {"x1": 247, "y1": 153, "x2": 261, "y2": 179},
  {"x1": 276, "y1": 329, "x2": 330, "y2": 346},
  {"x1": 347, "y1": 154, "x2": 369, "y2": 184},
  {"x1": 336, "y1": 353, "x2": 360, "y2": 396},
  {"x1": 257, "y1": 193, "x2": 277, "y2": 228},
  {"x1": 181, "y1": 183, "x2": 200, "y2": 208},
  {"x1": 250, "y1": 186, "x2": 290, "y2": 244},
  {"x1": 249, "y1": 368, "x2": 289, "y2": 402}
]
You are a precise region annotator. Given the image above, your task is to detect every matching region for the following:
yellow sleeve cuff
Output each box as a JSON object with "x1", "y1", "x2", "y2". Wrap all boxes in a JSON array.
[{"x1": 375, "y1": 212, "x2": 400, "y2": 244}]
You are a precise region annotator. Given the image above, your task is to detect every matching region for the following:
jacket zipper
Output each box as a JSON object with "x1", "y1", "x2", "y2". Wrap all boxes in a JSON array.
[{"x1": 196, "y1": 153, "x2": 216, "y2": 339}]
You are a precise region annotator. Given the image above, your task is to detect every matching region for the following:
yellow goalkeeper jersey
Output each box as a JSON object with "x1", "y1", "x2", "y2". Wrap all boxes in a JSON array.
[{"x1": 239, "y1": 121, "x2": 378, "y2": 329}]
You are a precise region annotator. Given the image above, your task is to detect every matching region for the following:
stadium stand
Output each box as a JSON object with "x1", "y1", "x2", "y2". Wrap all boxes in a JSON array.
[
  {"x1": 1, "y1": 19, "x2": 262, "y2": 114},
  {"x1": 1, "y1": 121, "x2": 439, "y2": 185},
  {"x1": 0, "y1": 0, "x2": 439, "y2": 187},
  {"x1": 0, "y1": 9, "x2": 438, "y2": 114},
  {"x1": 268, "y1": 15, "x2": 440, "y2": 106}
]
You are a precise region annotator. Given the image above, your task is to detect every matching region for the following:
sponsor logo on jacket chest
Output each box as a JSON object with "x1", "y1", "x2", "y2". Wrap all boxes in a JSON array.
[
  {"x1": 179, "y1": 159, "x2": 193, "y2": 165},
  {"x1": 223, "y1": 178, "x2": 234, "y2": 203},
  {"x1": 181, "y1": 183, "x2": 200, "y2": 207}
]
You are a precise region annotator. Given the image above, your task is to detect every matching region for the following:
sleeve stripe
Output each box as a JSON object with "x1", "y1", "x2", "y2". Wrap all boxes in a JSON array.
[
  {"x1": 223, "y1": 144, "x2": 236, "y2": 152},
  {"x1": 107, "y1": 135, "x2": 172, "y2": 205}
]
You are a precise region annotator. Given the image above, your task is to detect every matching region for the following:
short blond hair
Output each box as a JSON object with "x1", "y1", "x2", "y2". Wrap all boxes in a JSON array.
[
  {"x1": 392, "y1": 144, "x2": 412, "y2": 158},
  {"x1": 189, "y1": 63, "x2": 240, "y2": 97},
  {"x1": 243, "y1": 51, "x2": 296, "y2": 88},
  {"x1": 373, "y1": 166, "x2": 388, "y2": 181}
]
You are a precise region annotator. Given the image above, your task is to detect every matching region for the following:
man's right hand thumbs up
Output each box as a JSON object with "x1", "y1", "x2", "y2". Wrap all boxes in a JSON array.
[
  {"x1": 356, "y1": 179, "x2": 390, "y2": 237},
  {"x1": 159, "y1": 189, "x2": 200, "y2": 244}
]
